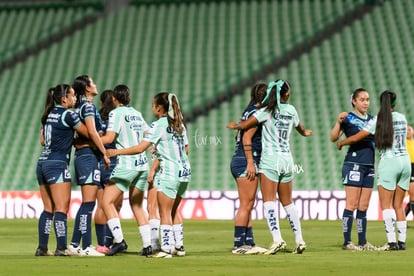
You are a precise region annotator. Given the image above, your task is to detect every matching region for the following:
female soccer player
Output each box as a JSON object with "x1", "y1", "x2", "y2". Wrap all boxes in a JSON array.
[
  {"x1": 228, "y1": 80, "x2": 312, "y2": 254},
  {"x1": 230, "y1": 83, "x2": 268, "y2": 255},
  {"x1": 337, "y1": 91, "x2": 411, "y2": 250},
  {"x1": 107, "y1": 92, "x2": 191, "y2": 258},
  {"x1": 69, "y1": 75, "x2": 109, "y2": 257},
  {"x1": 100, "y1": 85, "x2": 152, "y2": 256},
  {"x1": 35, "y1": 84, "x2": 88, "y2": 256},
  {"x1": 330, "y1": 88, "x2": 376, "y2": 251}
]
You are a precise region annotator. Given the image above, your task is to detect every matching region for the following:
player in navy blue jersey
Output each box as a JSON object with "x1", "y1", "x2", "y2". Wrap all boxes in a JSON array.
[
  {"x1": 230, "y1": 83, "x2": 268, "y2": 255},
  {"x1": 68, "y1": 75, "x2": 109, "y2": 256},
  {"x1": 35, "y1": 84, "x2": 89, "y2": 256},
  {"x1": 330, "y1": 88, "x2": 376, "y2": 250}
]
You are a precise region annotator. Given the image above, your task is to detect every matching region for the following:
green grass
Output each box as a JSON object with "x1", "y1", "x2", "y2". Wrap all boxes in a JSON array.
[{"x1": 0, "y1": 219, "x2": 412, "y2": 275}]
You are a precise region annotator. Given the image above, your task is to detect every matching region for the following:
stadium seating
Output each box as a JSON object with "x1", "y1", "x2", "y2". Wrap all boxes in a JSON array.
[{"x1": 0, "y1": 0, "x2": 413, "y2": 192}]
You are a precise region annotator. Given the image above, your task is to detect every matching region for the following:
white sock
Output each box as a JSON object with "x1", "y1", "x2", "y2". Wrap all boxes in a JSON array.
[
  {"x1": 139, "y1": 224, "x2": 151, "y2": 248},
  {"x1": 284, "y1": 203, "x2": 303, "y2": 244},
  {"x1": 173, "y1": 224, "x2": 184, "y2": 248},
  {"x1": 107, "y1": 218, "x2": 123, "y2": 243},
  {"x1": 149, "y1": 219, "x2": 160, "y2": 248},
  {"x1": 263, "y1": 201, "x2": 282, "y2": 242},
  {"x1": 382, "y1": 209, "x2": 396, "y2": 243},
  {"x1": 160, "y1": 224, "x2": 173, "y2": 253},
  {"x1": 396, "y1": 220, "x2": 407, "y2": 243}
]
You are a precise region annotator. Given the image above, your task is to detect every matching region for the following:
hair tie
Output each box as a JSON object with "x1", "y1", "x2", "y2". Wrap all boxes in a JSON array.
[
  {"x1": 262, "y1": 80, "x2": 284, "y2": 106},
  {"x1": 167, "y1": 93, "x2": 183, "y2": 119}
]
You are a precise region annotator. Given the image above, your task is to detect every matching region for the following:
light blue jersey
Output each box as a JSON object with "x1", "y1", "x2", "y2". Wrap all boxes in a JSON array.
[
  {"x1": 364, "y1": 111, "x2": 408, "y2": 159},
  {"x1": 107, "y1": 105, "x2": 149, "y2": 171},
  {"x1": 143, "y1": 117, "x2": 191, "y2": 183}
]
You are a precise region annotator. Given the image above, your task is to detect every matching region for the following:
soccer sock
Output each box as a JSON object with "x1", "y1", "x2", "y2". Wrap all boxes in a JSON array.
[
  {"x1": 173, "y1": 223, "x2": 184, "y2": 248},
  {"x1": 342, "y1": 209, "x2": 354, "y2": 245},
  {"x1": 160, "y1": 224, "x2": 173, "y2": 253},
  {"x1": 139, "y1": 224, "x2": 151, "y2": 248},
  {"x1": 263, "y1": 201, "x2": 282, "y2": 242},
  {"x1": 38, "y1": 211, "x2": 53, "y2": 248},
  {"x1": 104, "y1": 224, "x2": 114, "y2": 247},
  {"x1": 356, "y1": 210, "x2": 367, "y2": 246},
  {"x1": 382, "y1": 209, "x2": 396, "y2": 243},
  {"x1": 396, "y1": 220, "x2": 407, "y2": 243},
  {"x1": 284, "y1": 203, "x2": 303, "y2": 244},
  {"x1": 79, "y1": 201, "x2": 96, "y2": 250},
  {"x1": 149, "y1": 219, "x2": 160, "y2": 248},
  {"x1": 54, "y1": 212, "x2": 67, "y2": 250},
  {"x1": 245, "y1": 227, "x2": 255, "y2": 246},
  {"x1": 95, "y1": 223, "x2": 106, "y2": 246},
  {"x1": 107, "y1": 217, "x2": 124, "y2": 243},
  {"x1": 70, "y1": 206, "x2": 83, "y2": 246},
  {"x1": 233, "y1": 226, "x2": 246, "y2": 247},
  {"x1": 410, "y1": 202, "x2": 414, "y2": 216}
]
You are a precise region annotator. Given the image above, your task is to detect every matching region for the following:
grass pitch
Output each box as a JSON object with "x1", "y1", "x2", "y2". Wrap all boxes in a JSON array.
[{"x1": 0, "y1": 219, "x2": 412, "y2": 275}]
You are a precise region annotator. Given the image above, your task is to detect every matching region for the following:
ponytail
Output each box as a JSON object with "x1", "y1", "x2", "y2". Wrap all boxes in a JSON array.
[
  {"x1": 374, "y1": 90, "x2": 396, "y2": 150},
  {"x1": 167, "y1": 93, "x2": 184, "y2": 135}
]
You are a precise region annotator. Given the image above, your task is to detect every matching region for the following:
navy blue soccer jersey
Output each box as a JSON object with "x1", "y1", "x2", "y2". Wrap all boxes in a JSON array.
[
  {"x1": 39, "y1": 106, "x2": 81, "y2": 162},
  {"x1": 233, "y1": 102, "x2": 262, "y2": 160},
  {"x1": 76, "y1": 98, "x2": 103, "y2": 135},
  {"x1": 340, "y1": 111, "x2": 375, "y2": 165}
]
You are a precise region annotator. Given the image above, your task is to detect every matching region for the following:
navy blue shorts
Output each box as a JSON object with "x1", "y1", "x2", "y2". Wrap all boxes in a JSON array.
[
  {"x1": 99, "y1": 158, "x2": 117, "y2": 189},
  {"x1": 75, "y1": 148, "x2": 101, "y2": 185},
  {"x1": 230, "y1": 155, "x2": 259, "y2": 179},
  {"x1": 411, "y1": 163, "x2": 414, "y2": 182},
  {"x1": 342, "y1": 163, "x2": 374, "y2": 188},
  {"x1": 37, "y1": 160, "x2": 71, "y2": 185}
]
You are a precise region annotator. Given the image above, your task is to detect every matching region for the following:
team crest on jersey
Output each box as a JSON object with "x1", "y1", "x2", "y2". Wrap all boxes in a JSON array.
[{"x1": 93, "y1": 169, "x2": 101, "y2": 182}]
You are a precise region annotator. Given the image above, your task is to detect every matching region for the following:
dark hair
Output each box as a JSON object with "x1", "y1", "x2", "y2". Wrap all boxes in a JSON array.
[
  {"x1": 99, "y1": 90, "x2": 115, "y2": 121},
  {"x1": 248, "y1": 83, "x2": 267, "y2": 109},
  {"x1": 265, "y1": 79, "x2": 290, "y2": 115},
  {"x1": 73, "y1": 75, "x2": 91, "y2": 107},
  {"x1": 351, "y1": 88, "x2": 367, "y2": 107},
  {"x1": 112, "y1": 85, "x2": 131, "y2": 105},
  {"x1": 41, "y1": 84, "x2": 71, "y2": 125},
  {"x1": 153, "y1": 92, "x2": 184, "y2": 134},
  {"x1": 374, "y1": 90, "x2": 397, "y2": 150}
]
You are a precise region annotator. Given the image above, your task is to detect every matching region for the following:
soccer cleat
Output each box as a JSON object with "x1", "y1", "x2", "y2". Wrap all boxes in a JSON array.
[
  {"x1": 152, "y1": 250, "x2": 173, "y2": 258},
  {"x1": 398, "y1": 241, "x2": 406, "y2": 250},
  {"x1": 172, "y1": 246, "x2": 186, "y2": 256},
  {"x1": 232, "y1": 245, "x2": 260, "y2": 255},
  {"x1": 35, "y1": 247, "x2": 53, "y2": 256},
  {"x1": 378, "y1": 242, "x2": 399, "y2": 251},
  {"x1": 107, "y1": 240, "x2": 128, "y2": 256},
  {"x1": 264, "y1": 240, "x2": 287, "y2": 255},
  {"x1": 292, "y1": 241, "x2": 307, "y2": 254},
  {"x1": 360, "y1": 242, "x2": 377, "y2": 251},
  {"x1": 67, "y1": 244, "x2": 81, "y2": 255},
  {"x1": 139, "y1": 245, "x2": 153, "y2": 257},
  {"x1": 96, "y1": 245, "x2": 109, "y2": 254},
  {"x1": 54, "y1": 247, "x2": 80, "y2": 256},
  {"x1": 342, "y1": 242, "x2": 362, "y2": 251},
  {"x1": 251, "y1": 245, "x2": 268, "y2": 254},
  {"x1": 80, "y1": 246, "x2": 105, "y2": 256}
]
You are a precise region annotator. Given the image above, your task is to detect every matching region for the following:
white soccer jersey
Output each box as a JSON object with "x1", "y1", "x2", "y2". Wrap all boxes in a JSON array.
[
  {"x1": 254, "y1": 103, "x2": 300, "y2": 156},
  {"x1": 364, "y1": 111, "x2": 408, "y2": 159},
  {"x1": 107, "y1": 106, "x2": 149, "y2": 171},
  {"x1": 144, "y1": 117, "x2": 191, "y2": 182}
]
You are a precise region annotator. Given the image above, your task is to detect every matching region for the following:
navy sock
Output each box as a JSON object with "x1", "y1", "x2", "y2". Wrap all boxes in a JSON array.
[
  {"x1": 410, "y1": 202, "x2": 414, "y2": 216},
  {"x1": 71, "y1": 206, "x2": 83, "y2": 246},
  {"x1": 105, "y1": 224, "x2": 114, "y2": 247},
  {"x1": 245, "y1": 227, "x2": 255, "y2": 246},
  {"x1": 356, "y1": 210, "x2": 367, "y2": 246},
  {"x1": 54, "y1": 212, "x2": 67, "y2": 250},
  {"x1": 405, "y1": 203, "x2": 411, "y2": 217},
  {"x1": 234, "y1": 226, "x2": 246, "y2": 247},
  {"x1": 95, "y1": 223, "x2": 106, "y2": 246},
  {"x1": 38, "y1": 211, "x2": 53, "y2": 248},
  {"x1": 342, "y1": 209, "x2": 354, "y2": 245},
  {"x1": 79, "y1": 201, "x2": 96, "y2": 250}
]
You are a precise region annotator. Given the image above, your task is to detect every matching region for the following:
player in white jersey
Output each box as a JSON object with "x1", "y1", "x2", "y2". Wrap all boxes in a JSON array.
[
  {"x1": 107, "y1": 92, "x2": 190, "y2": 258},
  {"x1": 228, "y1": 80, "x2": 312, "y2": 254},
  {"x1": 337, "y1": 91, "x2": 410, "y2": 250},
  {"x1": 100, "y1": 85, "x2": 152, "y2": 256}
]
